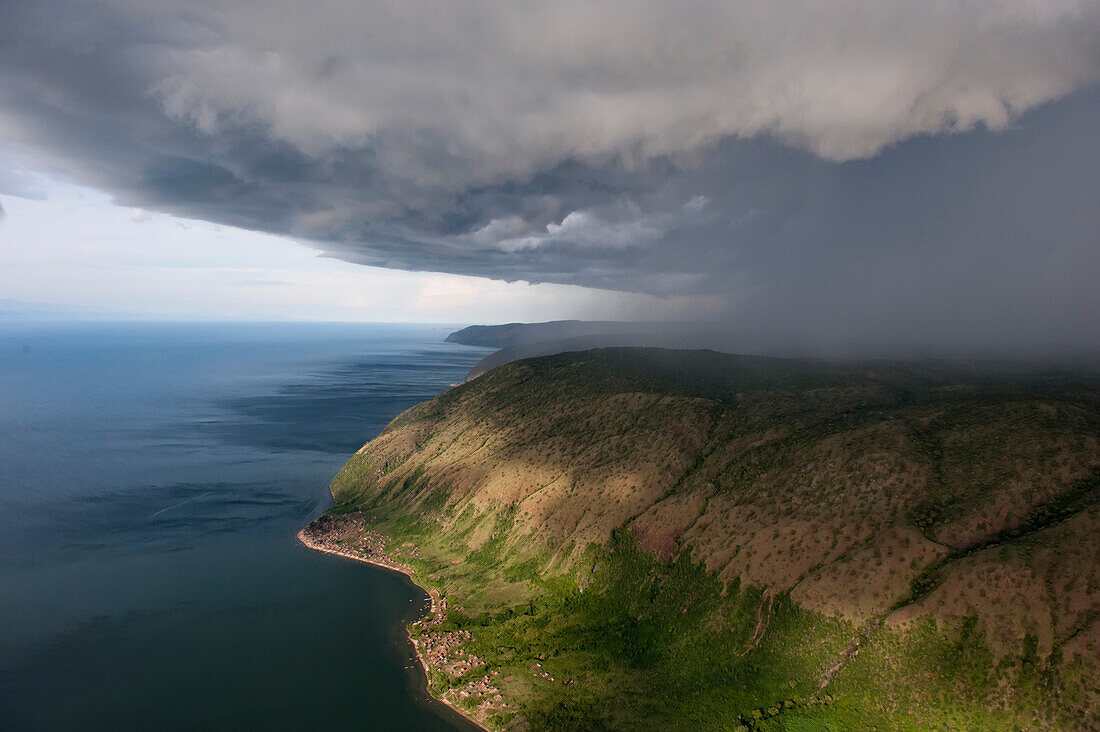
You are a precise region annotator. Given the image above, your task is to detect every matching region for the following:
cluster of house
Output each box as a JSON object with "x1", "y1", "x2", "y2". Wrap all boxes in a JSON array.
[
  {"x1": 302, "y1": 512, "x2": 519, "y2": 727},
  {"x1": 449, "y1": 671, "x2": 511, "y2": 723}
]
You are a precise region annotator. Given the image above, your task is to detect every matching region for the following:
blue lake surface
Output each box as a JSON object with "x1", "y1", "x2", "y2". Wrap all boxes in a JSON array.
[{"x1": 0, "y1": 322, "x2": 492, "y2": 730}]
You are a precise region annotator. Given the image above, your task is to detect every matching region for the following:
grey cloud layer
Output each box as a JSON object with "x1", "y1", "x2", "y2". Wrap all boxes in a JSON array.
[
  {"x1": 137, "y1": 1, "x2": 1100, "y2": 166},
  {"x1": 1, "y1": 0, "x2": 1098, "y2": 353}
]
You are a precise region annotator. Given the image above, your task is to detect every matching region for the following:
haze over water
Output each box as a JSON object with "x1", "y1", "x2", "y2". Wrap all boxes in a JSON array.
[{"x1": 0, "y1": 322, "x2": 489, "y2": 731}]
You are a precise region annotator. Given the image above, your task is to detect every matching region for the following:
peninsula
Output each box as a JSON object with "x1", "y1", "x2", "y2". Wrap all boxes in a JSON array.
[{"x1": 302, "y1": 346, "x2": 1100, "y2": 730}]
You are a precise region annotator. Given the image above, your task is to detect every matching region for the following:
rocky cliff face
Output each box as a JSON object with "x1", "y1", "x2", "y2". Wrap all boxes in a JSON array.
[{"x1": 328, "y1": 348, "x2": 1100, "y2": 730}]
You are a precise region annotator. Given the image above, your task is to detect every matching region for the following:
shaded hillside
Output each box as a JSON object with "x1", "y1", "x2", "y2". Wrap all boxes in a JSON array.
[
  {"x1": 464, "y1": 333, "x2": 656, "y2": 381},
  {"x1": 322, "y1": 349, "x2": 1100, "y2": 730}
]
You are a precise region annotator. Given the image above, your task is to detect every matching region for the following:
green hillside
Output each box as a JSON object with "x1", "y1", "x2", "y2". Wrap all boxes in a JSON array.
[{"x1": 314, "y1": 349, "x2": 1100, "y2": 730}]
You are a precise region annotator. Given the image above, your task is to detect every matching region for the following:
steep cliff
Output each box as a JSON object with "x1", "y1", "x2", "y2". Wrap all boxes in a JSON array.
[{"x1": 320, "y1": 348, "x2": 1100, "y2": 730}]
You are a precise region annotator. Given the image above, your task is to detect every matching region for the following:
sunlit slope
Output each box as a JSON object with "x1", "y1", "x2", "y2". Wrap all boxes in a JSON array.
[{"x1": 330, "y1": 348, "x2": 1100, "y2": 730}]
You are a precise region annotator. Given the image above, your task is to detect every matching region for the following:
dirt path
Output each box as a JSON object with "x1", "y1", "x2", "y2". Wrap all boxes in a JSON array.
[
  {"x1": 739, "y1": 595, "x2": 775, "y2": 656},
  {"x1": 818, "y1": 619, "x2": 881, "y2": 690}
]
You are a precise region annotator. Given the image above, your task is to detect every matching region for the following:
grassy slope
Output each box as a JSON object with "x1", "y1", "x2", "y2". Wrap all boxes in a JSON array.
[{"x1": 327, "y1": 349, "x2": 1100, "y2": 730}]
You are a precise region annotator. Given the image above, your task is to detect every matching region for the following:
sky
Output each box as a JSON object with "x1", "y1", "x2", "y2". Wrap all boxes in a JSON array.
[
  {"x1": 0, "y1": 1, "x2": 1098, "y2": 351},
  {"x1": 0, "y1": 171, "x2": 675, "y2": 322}
]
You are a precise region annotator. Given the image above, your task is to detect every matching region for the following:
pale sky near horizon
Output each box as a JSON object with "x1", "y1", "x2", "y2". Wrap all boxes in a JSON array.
[{"x1": 0, "y1": 171, "x2": 702, "y2": 323}]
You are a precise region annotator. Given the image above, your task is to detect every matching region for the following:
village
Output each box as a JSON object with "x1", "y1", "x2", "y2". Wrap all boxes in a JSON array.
[{"x1": 299, "y1": 513, "x2": 518, "y2": 730}]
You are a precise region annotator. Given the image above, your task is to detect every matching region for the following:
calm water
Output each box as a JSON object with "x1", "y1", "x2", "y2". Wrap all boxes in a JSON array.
[{"x1": 0, "y1": 322, "x2": 491, "y2": 731}]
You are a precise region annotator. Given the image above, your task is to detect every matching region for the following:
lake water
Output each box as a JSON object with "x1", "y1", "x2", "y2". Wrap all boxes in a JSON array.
[{"x1": 0, "y1": 322, "x2": 491, "y2": 730}]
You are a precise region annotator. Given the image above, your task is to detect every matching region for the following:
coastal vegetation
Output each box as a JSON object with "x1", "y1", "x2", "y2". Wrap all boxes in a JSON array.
[{"x1": 315, "y1": 348, "x2": 1100, "y2": 730}]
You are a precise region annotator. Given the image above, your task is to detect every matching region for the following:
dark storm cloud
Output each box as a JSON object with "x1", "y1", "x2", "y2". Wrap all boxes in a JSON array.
[{"x1": 1, "y1": 0, "x2": 1098, "y2": 353}]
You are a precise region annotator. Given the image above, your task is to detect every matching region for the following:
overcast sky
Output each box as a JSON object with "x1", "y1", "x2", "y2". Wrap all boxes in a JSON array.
[{"x1": 1, "y1": 1, "x2": 1097, "y2": 352}]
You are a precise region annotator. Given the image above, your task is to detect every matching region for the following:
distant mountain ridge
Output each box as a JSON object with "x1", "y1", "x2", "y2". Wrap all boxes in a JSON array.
[
  {"x1": 447, "y1": 322, "x2": 1100, "y2": 378},
  {"x1": 446, "y1": 321, "x2": 727, "y2": 381},
  {"x1": 445, "y1": 320, "x2": 638, "y2": 349}
]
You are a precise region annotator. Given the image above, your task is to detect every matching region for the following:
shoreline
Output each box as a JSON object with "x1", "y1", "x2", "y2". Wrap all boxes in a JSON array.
[{"x1": 296, "y1": 527, "x2": 493, "y2": 732}]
